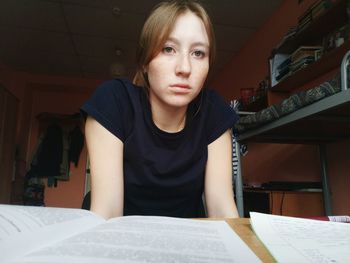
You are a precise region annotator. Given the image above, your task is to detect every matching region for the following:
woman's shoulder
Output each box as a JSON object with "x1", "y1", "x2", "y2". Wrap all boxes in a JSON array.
[
  {"x1": 81, "y1": 78, "x2": 141, "y2": 142},
  {"x1": 200, "y1": 88, "x2": 237, "y2": 143},
  {"x1": 202, "y1": 88, "x2": 230, "y2": 110}
]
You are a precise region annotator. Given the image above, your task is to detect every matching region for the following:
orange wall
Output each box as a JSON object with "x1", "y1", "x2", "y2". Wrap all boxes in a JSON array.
[{"x1": 212, "y1": 0, "x2": 350, "y2": 215}]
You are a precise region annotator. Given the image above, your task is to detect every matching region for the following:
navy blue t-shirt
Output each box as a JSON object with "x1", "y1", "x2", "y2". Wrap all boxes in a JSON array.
[{"x1": 81, "y1": 79, "x2": 238, "y2": 218}]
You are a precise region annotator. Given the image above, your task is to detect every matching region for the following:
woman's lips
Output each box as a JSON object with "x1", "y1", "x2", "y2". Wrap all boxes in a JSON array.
[
  {"x1": 170, "y1": 84, "x2": 190, "y2": 89},
  {"x1": 169, "y1": 84, "x2": 191, "y2": 93}
]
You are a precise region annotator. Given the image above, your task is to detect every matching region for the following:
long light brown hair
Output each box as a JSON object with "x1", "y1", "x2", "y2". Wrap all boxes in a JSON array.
[{"x1": 133, "y1": 0, "x2": 216, "y2": 92}]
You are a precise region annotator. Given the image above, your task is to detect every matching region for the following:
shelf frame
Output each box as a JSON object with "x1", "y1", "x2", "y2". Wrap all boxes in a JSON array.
[
  {"x1": 234, "y1": 52, "x2": 350, "y2": 217},
  {"x1": 236, "y1": 89, "x2": 350, "y2": 143}
]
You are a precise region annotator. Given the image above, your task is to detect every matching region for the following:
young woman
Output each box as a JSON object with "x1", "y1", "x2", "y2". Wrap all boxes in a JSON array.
[{"x1": 81, "y1": 0, "x2": 239, "y2": 219}]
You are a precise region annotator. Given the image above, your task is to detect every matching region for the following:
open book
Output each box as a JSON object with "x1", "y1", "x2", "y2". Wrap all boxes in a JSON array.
[
  {"x1": 250, "y1": 212, "x2": 350, "y2": 263},
  {"x1": 0, "y1": 205, "x2": 261, "y2": 263}
]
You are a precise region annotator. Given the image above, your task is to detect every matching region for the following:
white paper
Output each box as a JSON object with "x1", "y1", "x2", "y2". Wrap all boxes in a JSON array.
[
  {"x1": 0, "y1": 205, "x2": 100, "y2": 240},
  {"x1": 14, "y1": 216, "x2": 261, "y2": 263},
  {"x1": 0, "y1": 205, "x2": 103, "y2": 262},
  {"x1": 250, "y1": 212, "x2": 350, "y2": 263}
]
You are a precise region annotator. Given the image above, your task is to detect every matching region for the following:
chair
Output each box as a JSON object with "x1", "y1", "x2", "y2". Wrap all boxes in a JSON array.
[{"x1": 81, "y1": 191, "x2": 91, "y2": 210}]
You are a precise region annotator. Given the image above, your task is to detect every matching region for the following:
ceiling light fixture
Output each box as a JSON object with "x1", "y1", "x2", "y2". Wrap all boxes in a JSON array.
[
  {"x1": 112, "y1": 6, "x2": 121, "y2": 17},
  {"x1": 115, "y1": 48, "x2": 123, "y2": 56}
]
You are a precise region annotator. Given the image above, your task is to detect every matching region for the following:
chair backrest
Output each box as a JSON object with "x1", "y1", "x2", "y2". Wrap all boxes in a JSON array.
[{"x1": 81, "y1": 191, "x2": 91, "y2": 210}]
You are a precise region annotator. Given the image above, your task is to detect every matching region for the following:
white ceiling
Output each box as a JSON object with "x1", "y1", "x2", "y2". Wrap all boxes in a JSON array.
[{"x1": 0, "y1": 0, "x2": 283, "y2": 81}]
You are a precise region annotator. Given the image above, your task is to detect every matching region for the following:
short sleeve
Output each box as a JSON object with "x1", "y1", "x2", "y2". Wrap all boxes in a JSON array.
[
  {"x1": 205, "y1": 90, "x2": 238, "y2": 144},
  {"x1": 81, "y1": 79, "x2": 131, "y2": 142}
]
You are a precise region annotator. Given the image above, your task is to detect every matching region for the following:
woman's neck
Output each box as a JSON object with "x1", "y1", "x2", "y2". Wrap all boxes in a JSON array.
[{"x1": 150, "y1": 100, "x2": 187, "y2": 133}]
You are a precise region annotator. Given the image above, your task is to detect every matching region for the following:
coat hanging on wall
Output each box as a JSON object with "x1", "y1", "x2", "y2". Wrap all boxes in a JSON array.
[
  {"x1": 34, "y1": 123, "x2": 63, "y2": 179},
  {"x1": 68, "y1": 126, "x2": 84, "y2": 167},
  {"x1": 26, "y1": 113, "x2": 84, "y2": 187},
  {"x1": 23, "y1": 112, "x2": 85, "y2": 205}
]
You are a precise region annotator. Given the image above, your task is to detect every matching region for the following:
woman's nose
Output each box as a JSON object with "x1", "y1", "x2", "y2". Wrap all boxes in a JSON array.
[{"x1": 175, "y1": 54, "x2": 191, "y2": 76}]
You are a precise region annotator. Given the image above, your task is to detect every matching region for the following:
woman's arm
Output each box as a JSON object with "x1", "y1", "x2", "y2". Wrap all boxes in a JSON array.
[
  {"x1": 204, "y1": 129, "x2": 239, "y2": 218},
  {"x1": 85, "y1": 116, "x2": 124, "y2": 219}
]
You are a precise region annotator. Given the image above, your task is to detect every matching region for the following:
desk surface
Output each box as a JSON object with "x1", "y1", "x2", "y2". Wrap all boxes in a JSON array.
[{"x1": 223, "y1": 218, "x2": 275, "y2": 262}]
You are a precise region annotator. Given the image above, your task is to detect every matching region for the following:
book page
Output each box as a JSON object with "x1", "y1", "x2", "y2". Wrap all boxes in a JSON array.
[
  {"x1": 0, "y1": 205, "x2": 104, "y2": 262},
  {"x1": 250, "y1": 212, "x2": 350, "y2": 263},
  {"x1": 15, "y1": 216, "x2": 261, "y2": 263}
]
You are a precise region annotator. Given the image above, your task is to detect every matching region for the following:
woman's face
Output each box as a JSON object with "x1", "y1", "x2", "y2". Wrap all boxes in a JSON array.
[{"x1": 146, "y1": 11, "x2": 210, "y2": 110}]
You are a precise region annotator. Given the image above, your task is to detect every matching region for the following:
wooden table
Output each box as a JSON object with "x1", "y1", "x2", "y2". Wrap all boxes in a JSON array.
[{"x1": 224, "y1": 218, "x2": 276, "y2": 262}]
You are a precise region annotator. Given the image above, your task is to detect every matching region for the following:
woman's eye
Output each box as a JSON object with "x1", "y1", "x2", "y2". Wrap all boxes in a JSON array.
[
  {"x1": 163, "y1": 46, "x2": 174, "y2": 54},
  {"x1": 193, "y1": 50, "x2": 205, "y2": 58}
]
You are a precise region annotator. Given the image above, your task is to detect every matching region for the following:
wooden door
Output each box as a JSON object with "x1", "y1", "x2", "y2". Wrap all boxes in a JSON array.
[{"x1": 0, "y1": 84, "x2": 18, "y2": 203}]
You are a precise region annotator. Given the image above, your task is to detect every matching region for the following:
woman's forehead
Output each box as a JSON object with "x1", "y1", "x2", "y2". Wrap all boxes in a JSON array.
[{"x1": 167, "y1": 11, "x2": 209, "y2": 46}]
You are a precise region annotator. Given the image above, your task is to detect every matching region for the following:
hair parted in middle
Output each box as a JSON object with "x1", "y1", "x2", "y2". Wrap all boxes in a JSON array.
[{"x1": 133, "y1": 0, "x2": 216, "y2": 91}]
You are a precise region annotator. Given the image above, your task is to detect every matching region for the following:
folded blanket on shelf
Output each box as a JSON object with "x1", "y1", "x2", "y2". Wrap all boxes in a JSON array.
[{"x1": 234, "y1": 73, "x2": 342, "y2": 134}]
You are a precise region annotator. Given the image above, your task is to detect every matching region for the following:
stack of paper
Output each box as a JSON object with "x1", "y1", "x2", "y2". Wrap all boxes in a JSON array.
[
  {"x1": 0, "y1": 205, "x2": 261, "y2": 262},
  {"x1": 250, "y1": 212, "x2": 350, "y2": 262}
]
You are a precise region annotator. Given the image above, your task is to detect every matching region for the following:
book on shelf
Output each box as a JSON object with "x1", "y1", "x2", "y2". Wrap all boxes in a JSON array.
[
  {"x1": 269, "y1": 53, "x2": 290, "y2": 87},
  {"x1": 284, "y1": 27, "x2": 298, "y2": 39},
  {"x1": 297, "y1": 0, "x2": 334, "y2": 32},
  {"x1": 0, "y1": 204, "x2": 261, "y2": 263},
  {"x1": 273, "y1": 46, "x2": 322, "y2": 74},
  {"x1": 311, "y1": 1, "x2": 328, "y2": 19},
  {"x1": 272, "y1": 47, "x2": 320, "y2": 84},
  {"x1": 274, "y1": 27, "x2": 297, "y2": 50},
  {"x1": 290, "y1": 57, "x2": 316, "y2": 73},
  {"x1": 275, "y1": 67, "x2": 291, "y2": 82},
  {"x1": 323, "y1": 22, "x2": 350, "y2": 53},
  {"x1": 272, "y1": 45, "x2": 322, "y2": 85},
  {"x1": 290, "y1": 46, "x2": 323, "y2": 62},
  {"x1": 298, "y1": 13, "x2": 313, "y2": 30},
  {"x1": 298, "y1": 0, "x2": 333, "y2": 23},
  {"x1": 275, "y1": 71, "x2": 292, "y2": 82},
  {"x1": 276, "y1": 57, "x2": 291, "y2": 71},
  {"x1": 250, "y1": 212, "x2": 350, "y2": 263}
]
